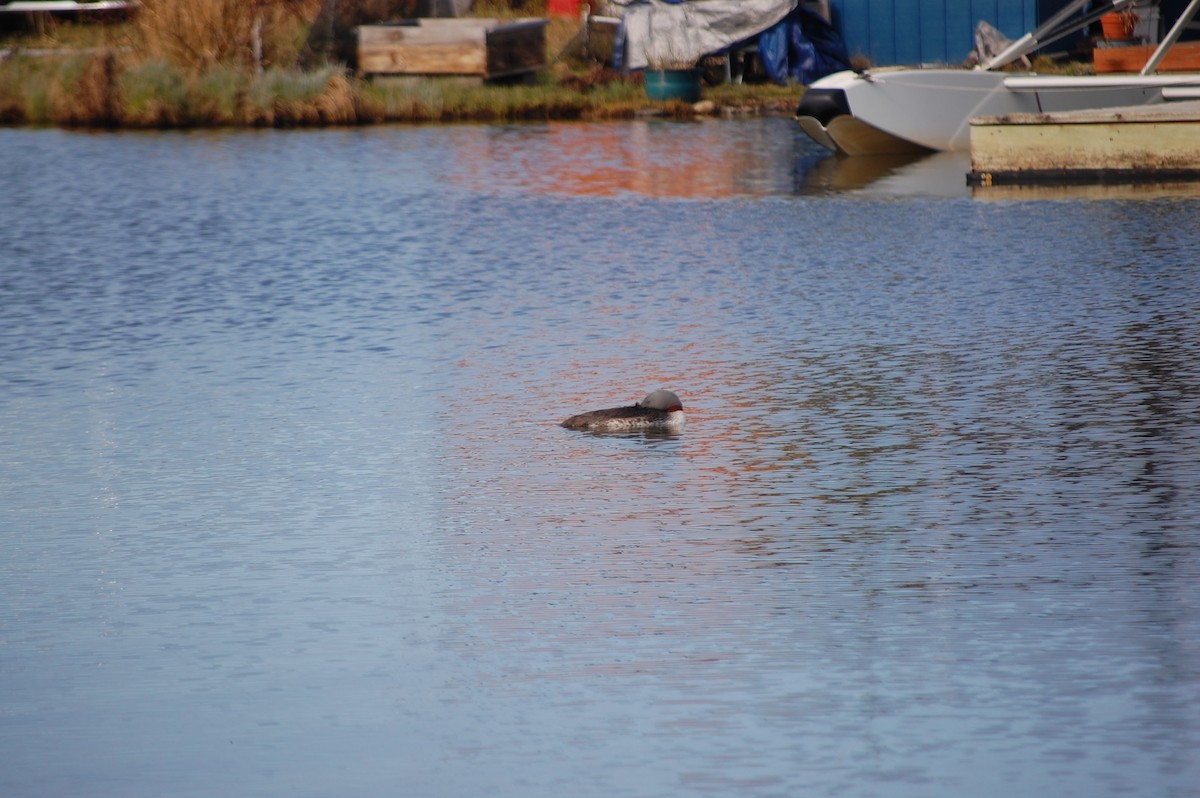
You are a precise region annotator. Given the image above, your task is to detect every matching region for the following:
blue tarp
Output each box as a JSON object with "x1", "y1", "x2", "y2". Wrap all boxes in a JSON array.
[{"x1": 757, "y1": 6, "x2": 850, "y2": 84}]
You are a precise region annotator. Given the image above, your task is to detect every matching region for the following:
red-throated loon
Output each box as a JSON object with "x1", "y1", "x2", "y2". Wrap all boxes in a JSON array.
[{"x1": 560, "y1": 389, "x2": 685, "y2": 432}]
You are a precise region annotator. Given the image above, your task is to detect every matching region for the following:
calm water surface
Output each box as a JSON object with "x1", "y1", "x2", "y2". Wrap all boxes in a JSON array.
[{"x1": 1, "y1": 119, "x2": 1198, "y2": 798}]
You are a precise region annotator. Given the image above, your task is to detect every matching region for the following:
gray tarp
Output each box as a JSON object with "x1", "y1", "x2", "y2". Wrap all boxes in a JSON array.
[{"x1": 614, "y1": 0, "x2": 799, "y2": 70}]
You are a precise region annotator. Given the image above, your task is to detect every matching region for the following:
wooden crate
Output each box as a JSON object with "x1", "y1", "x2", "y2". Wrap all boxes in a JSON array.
[
  {"x1": 1094, "y1": 40, "x2": 1200, "y2": 73},
  {"x1": 358, "y1": 18, "x2": 547, "y2": 79}
]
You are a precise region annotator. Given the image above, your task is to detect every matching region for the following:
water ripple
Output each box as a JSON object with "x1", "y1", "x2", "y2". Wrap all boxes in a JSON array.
[{"x1": 1, "y1": 123, "x2": 1197, "y2": 798}]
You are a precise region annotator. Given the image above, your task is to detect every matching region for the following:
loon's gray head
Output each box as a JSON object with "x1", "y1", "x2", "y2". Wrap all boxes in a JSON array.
[{"x1": 640, "y1": 390, "x2": 683, "y2": 412}]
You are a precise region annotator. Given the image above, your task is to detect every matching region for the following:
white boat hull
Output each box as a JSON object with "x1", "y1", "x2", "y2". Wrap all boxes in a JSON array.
[{"x1": 797, "y1": 68, "x2": 1200, "y2": 154}]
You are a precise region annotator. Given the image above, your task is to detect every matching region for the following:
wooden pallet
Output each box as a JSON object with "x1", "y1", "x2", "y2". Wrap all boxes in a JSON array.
[{"x1": 358, "y1": 18, "x2": 547, "y2": 79}]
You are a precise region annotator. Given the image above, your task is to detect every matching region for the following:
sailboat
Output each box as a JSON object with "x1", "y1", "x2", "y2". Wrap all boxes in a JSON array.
[{"x1": 795, "y1": 0, "x2": 1200, "y2": 155}]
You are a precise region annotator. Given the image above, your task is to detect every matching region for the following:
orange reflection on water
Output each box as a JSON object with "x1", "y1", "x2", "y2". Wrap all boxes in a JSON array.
[
  {"x1": 434, "y1": 333, "x2": 822, "y2": 676},
  {"x1": 445, "y1": 120, "x2": 789, "y2": 198}
]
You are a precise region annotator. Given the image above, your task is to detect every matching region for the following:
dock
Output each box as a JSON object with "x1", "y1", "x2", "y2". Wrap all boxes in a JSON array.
[{"x1": 967, "y1": 100, "x2": 1200, "y2": 185}]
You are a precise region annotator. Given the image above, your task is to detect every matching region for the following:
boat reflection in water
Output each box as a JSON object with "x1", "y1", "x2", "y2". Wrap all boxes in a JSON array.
[
  {"x1": 793, "y1": 150, "x2": 971, "y2": 197},
  {"x1": 795, "y1": 149, "x2": 1200, "y2": 201},
  {"x1": 970, "y1": 175, "x2": 1200, "y2": 201}
]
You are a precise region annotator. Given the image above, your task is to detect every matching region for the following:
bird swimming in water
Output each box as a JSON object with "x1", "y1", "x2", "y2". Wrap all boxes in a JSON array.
[{"x1": 560, "y1": 389, "x2": 685, "y2": 432}]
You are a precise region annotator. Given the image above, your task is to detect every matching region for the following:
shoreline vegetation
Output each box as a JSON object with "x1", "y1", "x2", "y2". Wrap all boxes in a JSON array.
[{"x1": 0, "y1": 0, "x2": 801, "y2": 129}]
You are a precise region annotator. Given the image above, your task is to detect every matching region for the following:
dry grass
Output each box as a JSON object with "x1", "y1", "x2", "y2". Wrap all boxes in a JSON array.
[
  {"x1": 245, "y1": 65, "x2": 359, "y2": 125},
  {"x1": 136, "y1": 0, "x2": 321, "y2": 72},
  {"x1": 119, "y1": 58, "x2": 230, "y2": 127},
  {"x1": 474, "y1": 0, "x2": 548, "y2": 19},
  {"x1": 0, "y1": 51, "x2": 120, "y2": 125},
  {"x1": 355, "y1": 72, "x2": 645, "y2": 124},
  {"x1": 136, "y1": 0, "x2": 256, "y2": 69}
]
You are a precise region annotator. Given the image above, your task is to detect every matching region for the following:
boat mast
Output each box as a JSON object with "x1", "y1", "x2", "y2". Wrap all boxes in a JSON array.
[
  {"x1": 978, "y1": 0, "x2": 1137, "y2": 71},
  {"x1": 1141, "y1": 0, "x2": 1200, "y2": 74}
]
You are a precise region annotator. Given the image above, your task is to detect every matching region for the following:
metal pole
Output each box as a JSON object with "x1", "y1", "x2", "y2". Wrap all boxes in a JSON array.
[
  {"x1": 1141, "y1": 0, "x2": 1200, "y2": 75},
  {"x1": 979, "y1": 0, "x2": 1137, "y2": 71}
]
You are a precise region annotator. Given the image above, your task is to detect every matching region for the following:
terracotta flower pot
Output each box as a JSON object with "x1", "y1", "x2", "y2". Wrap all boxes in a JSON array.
[{"x1": 1100, "y1": 12, "x2": 1137, "y2": 41}]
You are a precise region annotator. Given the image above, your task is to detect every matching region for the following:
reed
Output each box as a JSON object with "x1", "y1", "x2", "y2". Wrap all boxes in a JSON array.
[
  {"x1": 67, "y1": 50, "x2": 120, "y2": 125},
  {"x1": 244, "y1": 65, "x2": 358, "y2": 125},
  {"x1": 136, "y1": 0, "x2": 254, "y2": 70},
  {"x1": 357, "y1": 78, "x2": 446, "y2": 122},
  {"x1": 356, "y1": 74, "x2": 647, "y2": 123},
  {"x1": 0, "y1": 51, "x2": 119, "y2": 125},
  {"x1": 116, "y1": 61, "x2": 359, "y2": 127},
  {"x1": 119, "y1": 58, "x2": 200, "y2": 126},
  {"x1": 0, "y1": 56, "x2": 66, "y2": 125},
  {"x1": 194, "y1": 63, "x2": 249, "y2": 123},
  {"x1": 0, "y1": 61, "x2": 21, "y2": 123},
  {"x1": 135, "y1": 0, "x2": 319, "y2": 72}
]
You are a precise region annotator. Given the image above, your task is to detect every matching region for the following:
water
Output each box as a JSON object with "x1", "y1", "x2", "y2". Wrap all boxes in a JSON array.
[{"x1": 1, "y1": 119, "x2": 1198, "y2": 798}]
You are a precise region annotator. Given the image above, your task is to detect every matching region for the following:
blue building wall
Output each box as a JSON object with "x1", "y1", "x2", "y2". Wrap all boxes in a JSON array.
[{"x1": 827, "y1": 0, "x2": 1040, "y2": 66}]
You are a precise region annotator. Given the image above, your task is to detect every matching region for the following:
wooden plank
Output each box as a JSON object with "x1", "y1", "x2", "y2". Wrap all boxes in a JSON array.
[
  {"x1": 1094, "y1": 40, "x2": 1200, "y2": 73},
  {"x1": 397, "y1": 18, "x2": 496, "y2": 42},
  {"x1": 358, "y1": 20, "x2": 491, "y2": 47},
  {"x1": 358, "y1": 18, "x2": 545, "y2": 78},
  {"x1": 359, "y1": 41, "x2": 486, "y2": 75}
]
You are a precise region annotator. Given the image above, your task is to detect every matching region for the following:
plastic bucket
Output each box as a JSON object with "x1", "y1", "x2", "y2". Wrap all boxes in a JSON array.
[{"x1": 644, "y1": 69, "x2": 702, "y2": 103}]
